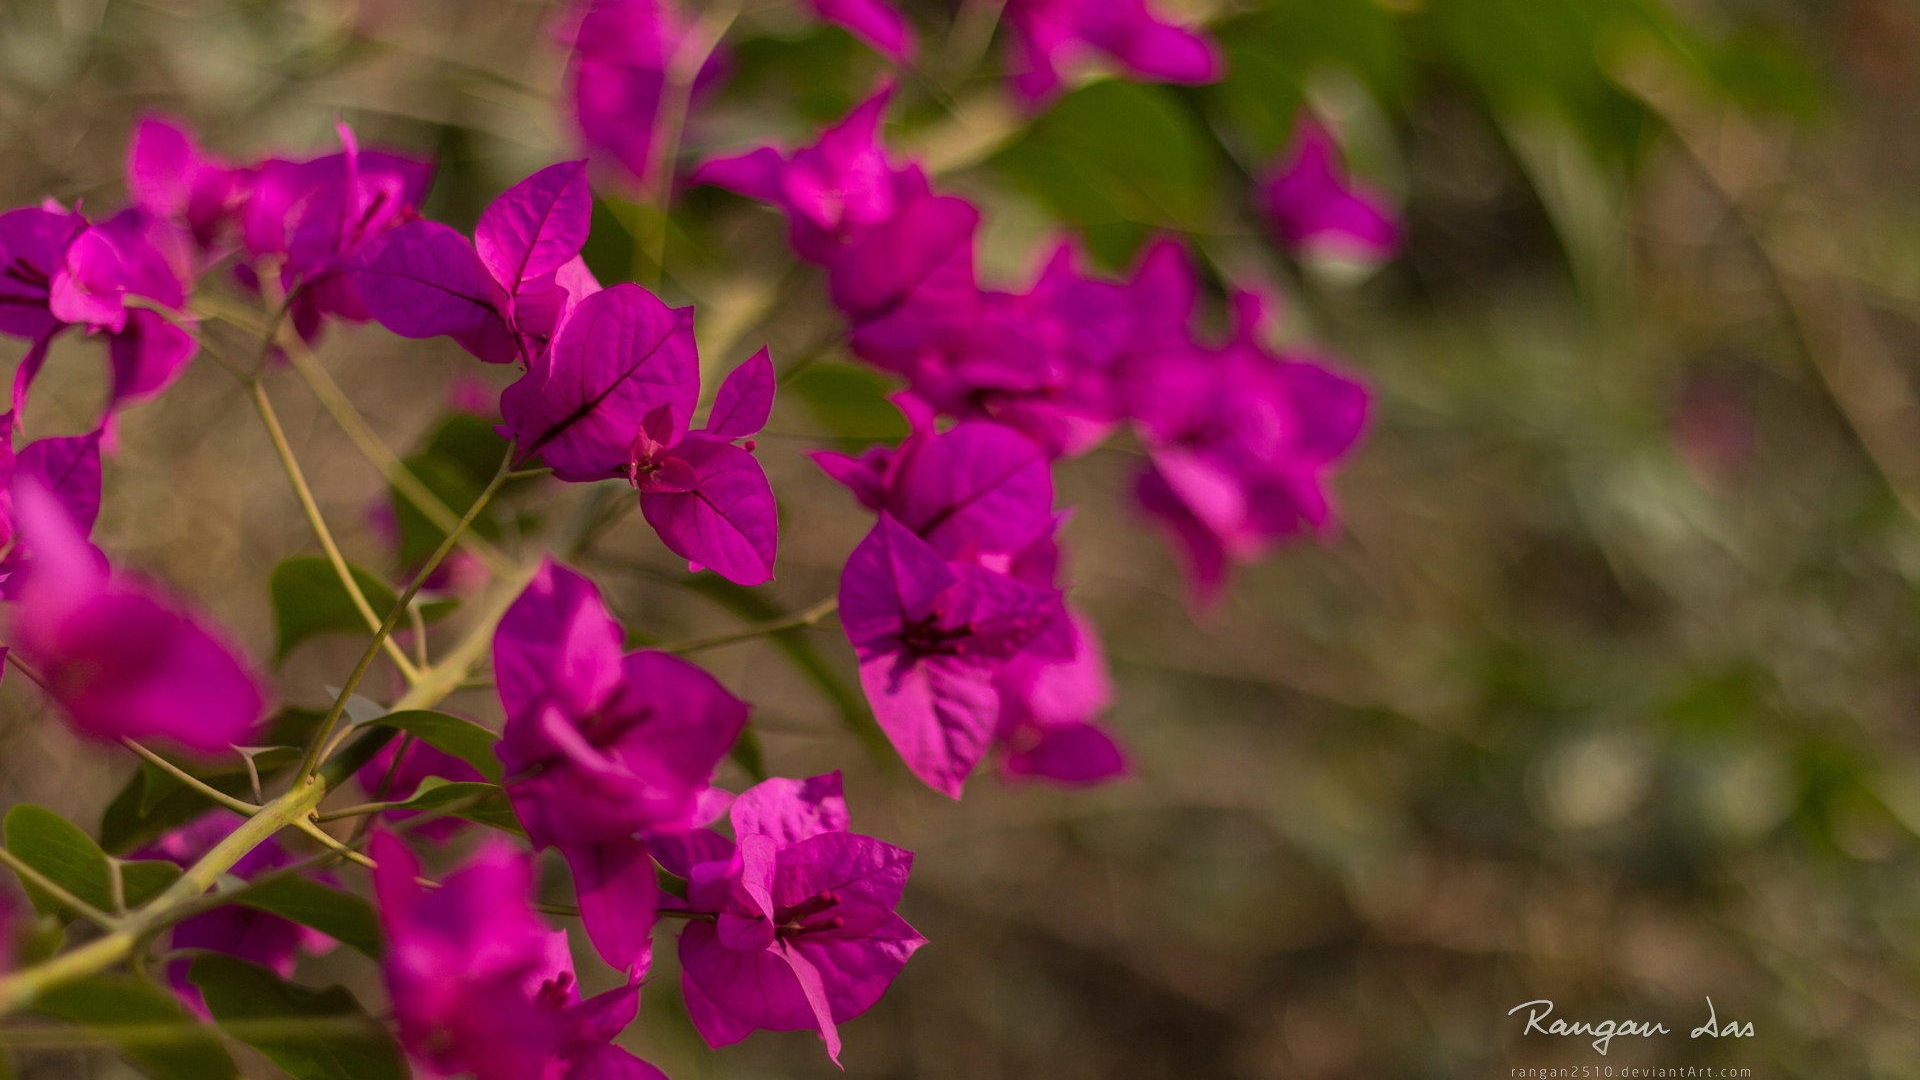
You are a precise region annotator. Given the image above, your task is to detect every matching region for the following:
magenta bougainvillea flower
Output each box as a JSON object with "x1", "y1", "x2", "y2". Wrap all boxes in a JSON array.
[
  {"x1": 500, "y1": 284, "x2": 778, "y2": 584},
  {"x1": 1125, "y1": 292, "x2": 1370, "y2": 604},
  {"x1": 694, "y1": 83, "x2": 927, "y2": 264},
  {"x1": 815, "y1": 414, "x2": 1055, "y2": 560},
  {"x1": 137, "y1": 812, "x2": 334, "y2": 1015},
  {"x1": 6, "y1": 480, "x2": 265, "y2": 753},
  {"x1": 839, "y1": 514, "x2": 1062, "y2": 796},
  {"x1": 1257, "y1": 118, "x2": 1402, "y2": 264},
  {"x1": 816, "y1": 412, "x2": 1133, "y2": 789},
  {"x1": 0, "y1": 202, "x2": 199, "y2": 424},
  {"x1": 126, "y1": 116, "x2": 246, "y2": 255},
  {"x1": 805, "y1": 0, "x2": 915, "y2": 60},
  {"x1": 627, "y1": 347, "x2": 779, "y2": 584},
  {"x1": 237, "y1": 124, "x2": 432, "y2": 341},
  {"x1": 674, "y1": 772, "x2": 924, "y2": 1063},
  {"x1": 995, "y1": 610, "x2": 1126, "y2": 785},
  {"x1": 558, "y1": 0, "x2": 722, "y2": 187},
  {"x1": 358, "y1": 160, "x2": 599, "y2": 364},
  {"x1": 371, "y1": 834, "x2": 668, "y2": 1080},
  {"x1": 494, "y1": 559, "x2": 748, "y2": 969},
  {"x1": 1002, "y1": 0, "x2": 1222, "y2": 106},
  {"x1": 0, "y1": 424, "x2": 104, "y2": 596}
]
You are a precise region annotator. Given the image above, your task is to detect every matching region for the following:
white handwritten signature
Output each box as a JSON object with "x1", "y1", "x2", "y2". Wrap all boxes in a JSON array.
[{"x1": 1507, "y1": 997, "x2": 1755, "y2": 1055}]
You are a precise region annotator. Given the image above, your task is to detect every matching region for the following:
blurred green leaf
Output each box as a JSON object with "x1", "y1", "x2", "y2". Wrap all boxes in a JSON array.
[
  {"x1": 995, "y1": 80, "x2": 1220, "y2": 266},
  {"x1": 1208, "y1": 0, "x2": 1409, "y2": 156},
  {"x1": 4, "y1": 804, "x2": 112, "y2": 919},
  {"x1": 270, "y1": 557, "x2": 403, "y2": 662},
  {"x1": 232, "y1": 876, "x2": 383, "y2": 958},
  {"x1": 787, "y1": 361, "x2": 908, "y2": 448},
  {"x1": 391, "y1": 414, "x2": 517, "y2": 570},
  {"x1": 33, "y1": 974, "x2": 238, "y2": 1080},
  {"x1": 721, "y1": 24, "x2": 870, "y2": 123},
  {"x1": 188, "y1": 956, "x2": 405, "y2": 1080},
  {"x1": 369, "y1": 710, "x2": 504, "y2": 784}
]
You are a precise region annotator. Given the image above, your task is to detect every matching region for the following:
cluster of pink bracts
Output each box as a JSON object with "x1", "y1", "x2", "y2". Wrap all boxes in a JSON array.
[{"x1": 0, "y1": 0, "x2": 1402, "y2": 1074}]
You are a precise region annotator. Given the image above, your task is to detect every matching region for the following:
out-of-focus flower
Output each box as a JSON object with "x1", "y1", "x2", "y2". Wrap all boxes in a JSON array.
[
  {"x1": 371, "y1": 835, "x2": 668, "y2": 1080},
  {"x1": 5, "y1": 480, "x2": 265, "y2": 752},
  {"x1": 1125, "y1": 292, "x2": 1370, "y2": 605},
  {"x1": 238, "y1": 123, "x2": 433, "y2": 342},
  {"x1": 675, "y1": 772, "x2": 924, "y2": 1064},
  {"x1": 995, "y1": 609, "x2": 1126, "y2": 785},
  {"x1": 814, "y1": 415, "x2": 1055, "y2": 561},
  {"x1": 694, "y1": 83, "x2": 928, "y2": 263},
  {"x1": 0, "y1": 202, "x2": 199, "y2": 425},
  {"x1": 0, "y1": 423, "x2": 104, "y2": 597},
  {"x1": 1257, "y1": 118, "x2": 1402, "y2": 264},
  {"x1": 558, "y1": 0, "x2": 723, "y2": 188},
  {"x1": 137, "y1": 812, "x2": 334, "y2": 1015},
  {"x1": 353, "y1": 736, "x2": 489, "y2": 843},
  {"x1": 805, "y1": 0, "x2": 915, "y2": 60},
  {"x1": 493, "y1": 559, "x2": 748, "y2": 969},
  {"x1": 125, "y1": 115, "x2": 247, "y2": 255},
  {"x1": 1003, "y1": 0, "x2": 1222, "y2": 107}
]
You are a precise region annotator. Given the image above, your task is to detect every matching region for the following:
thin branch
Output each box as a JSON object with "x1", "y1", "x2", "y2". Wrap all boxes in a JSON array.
[
  {"x1": 277, "y1": 340, "x2": 512, "y2": 575},
  {"x1": 661, "y1": 596, "x2": 840, "y2": 654},
  {"x1": 294, "y1": 447, "x2": 518, "y2": 784},
  {"x1": 250, "y1": 379, "x2": 423, "y2": 684},
  {"x1": 118, "y1": 740, "x2": 260, "y2": 817}
]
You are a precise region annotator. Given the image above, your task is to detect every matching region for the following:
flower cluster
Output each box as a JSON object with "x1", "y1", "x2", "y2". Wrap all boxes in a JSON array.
[
  {"x1": 697, "y1": 80, "x2": 1386, "y2": 794},
  {"x1": 0, "y1": 1, "x2": 1403, "y2": 1075}
]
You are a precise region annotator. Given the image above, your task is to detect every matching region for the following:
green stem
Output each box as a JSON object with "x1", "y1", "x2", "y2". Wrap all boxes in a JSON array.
[
  {"x1": 0, "y1": 778, "x2": 327, "y2": 1018},
  {"x1": 250, "y1": 380, "x2": 423, "y2": 684},
  {"x1": 661, "y1": 596, "x2": 839, "y2": 654},
  {"x1": 119, "y1": 740, "x2": 260, "y2": 818},
  {"x1": 0, "y1": 1016, "x2": 380, "y2": 1048},
  {"x1": 294, "y1": 447, "x2": 517, "y2": 784},
  {"x1": 277, "y1": 339, "x2": 512, "y2": 575}
]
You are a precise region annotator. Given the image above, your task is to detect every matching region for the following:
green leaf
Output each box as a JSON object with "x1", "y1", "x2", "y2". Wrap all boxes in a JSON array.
[
  {"x1": 1207, "y1": 0, "x2": 1409, "y2": 156},
  {"x1": 995, "y1": 80, "x2": 1220, "y2": 267},
  {"x1": 270, "y1": 557, "x2": 401, "y2": 663},
  {"x1": 119, "y1": 859, "x2": 184, "y2": 908},
  {"x1": 399, "y1": 779, "x2": 523, "y2": 835},
  {"x1": 188, "y1": 956, "x2": 405, "y2": 1080},
  {"x1": 371, "y1": 710, "x2": 504, "y2": 783},
  {"x1": 232, "y1": 876, "x2": 383, "y2": 958},
  {"x1": 3, "y1": 805, "x2": 112, "y2": 919},
  {"x1": 788, "y1": 362, "x2": 908, "y2": 449},
  {"x1": 730, "y1": 727, "x2": 769, "y2": 783},
  {"x1": 33, "y1": 974, "x2": 238, "y2": 1080}
]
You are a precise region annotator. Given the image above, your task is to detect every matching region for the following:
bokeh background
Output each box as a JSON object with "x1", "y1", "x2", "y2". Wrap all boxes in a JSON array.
[{"x1": 3, "y1": 0, "x2": 1919, "y2": 1077}]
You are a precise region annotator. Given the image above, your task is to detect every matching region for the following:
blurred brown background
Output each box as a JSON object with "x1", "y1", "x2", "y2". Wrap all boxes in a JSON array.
[{"x1": 4, "y1": 0, "x2": 1920, "y2": 1076}]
